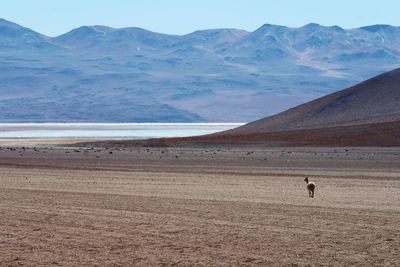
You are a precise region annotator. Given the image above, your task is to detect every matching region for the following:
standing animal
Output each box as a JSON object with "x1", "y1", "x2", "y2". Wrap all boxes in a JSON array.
[{"x1": 304, "y1": 177, "x2": 316, "y2": 198}]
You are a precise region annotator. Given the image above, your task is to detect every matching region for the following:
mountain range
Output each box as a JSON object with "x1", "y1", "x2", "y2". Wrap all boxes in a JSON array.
[{"x1": 1, "y1": 18, "x2": 400, "y2": 122}]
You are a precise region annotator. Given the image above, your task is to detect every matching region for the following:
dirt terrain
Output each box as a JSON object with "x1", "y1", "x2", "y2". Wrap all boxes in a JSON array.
[{"x1": 0, "y1": 145, "x2": 399, "y2": 266}]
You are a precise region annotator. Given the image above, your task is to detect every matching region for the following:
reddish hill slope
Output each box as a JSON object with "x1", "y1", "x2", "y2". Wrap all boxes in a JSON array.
[{"x1": 227, "y1": 68, "x2": 400, "y2": 135}]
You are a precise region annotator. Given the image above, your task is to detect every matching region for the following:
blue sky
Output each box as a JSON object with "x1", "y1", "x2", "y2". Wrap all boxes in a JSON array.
[{"x1": 1, "y1": 0, "x2": 399, "y2": 36}]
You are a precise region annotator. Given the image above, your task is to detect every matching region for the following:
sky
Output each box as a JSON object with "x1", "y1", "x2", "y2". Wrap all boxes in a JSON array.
[{"x1": 1, "y1": 0, "x2": 400, "y2": 37}]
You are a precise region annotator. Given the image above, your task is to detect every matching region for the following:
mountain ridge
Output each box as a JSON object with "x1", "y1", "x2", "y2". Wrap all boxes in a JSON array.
[{"x1": 1, "y1": 18, "x2": 400, "y2": 122}]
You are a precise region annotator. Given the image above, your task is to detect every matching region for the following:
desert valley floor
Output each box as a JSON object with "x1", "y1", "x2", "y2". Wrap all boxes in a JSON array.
[{"x1": 0, "y1": 144, "x2": 399, "y2": 266}]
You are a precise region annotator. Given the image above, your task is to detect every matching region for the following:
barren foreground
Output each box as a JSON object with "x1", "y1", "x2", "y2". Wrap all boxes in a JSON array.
[{"x1": 0, "y1": 146, "x2": 399, "y2": 266}]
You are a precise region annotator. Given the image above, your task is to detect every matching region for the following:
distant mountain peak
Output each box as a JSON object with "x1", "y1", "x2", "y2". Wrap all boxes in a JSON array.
[
  {"x1": 260, "y1": 23, "x2": 285, "y2": 28},
  {"x1": 114, "y1": 26, "x2": 171, "y2": 37},
  {"x1": 54, "y1": 25, "x2": 116, "y2": 47},
  {"x1": 360, "y1": 24, "x2": 398, "y2": 32},
  {"x1": 256, "y1": 23, "x2": 288, "y2": 32},
  {"x1": 0, "y1": 18, "x2": 35, "y2": 33},
  {"x1": 300, "y1": 23, "x2": 344, "y2": 32},
  {"x1": 85, "y1": 25, "x2": 115, "y2": 34},
  {"x1": 0, "y1": 18, "x2": 47, "y2": 41},
  {"x1": 59, "y1": 25, "x2": 113, "y2": 37},
  {"x1": 303, "y1": 22, "x2": 321, "y2": 28}
]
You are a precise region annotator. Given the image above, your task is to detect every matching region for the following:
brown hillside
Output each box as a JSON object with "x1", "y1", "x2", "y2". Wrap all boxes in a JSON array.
[{"x1": 225, "y1": 68, "x2": 400, "y2": 135}]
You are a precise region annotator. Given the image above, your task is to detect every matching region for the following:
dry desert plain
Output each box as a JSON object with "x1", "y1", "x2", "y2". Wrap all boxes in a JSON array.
[{"x1": 0, "y1": 143, "x2": 399, "y2": 266}]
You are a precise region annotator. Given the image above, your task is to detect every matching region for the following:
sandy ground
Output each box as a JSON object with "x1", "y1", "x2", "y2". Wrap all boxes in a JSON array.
[{"x1": 0, "y1": 145, "x2": 399, "y2": 266}]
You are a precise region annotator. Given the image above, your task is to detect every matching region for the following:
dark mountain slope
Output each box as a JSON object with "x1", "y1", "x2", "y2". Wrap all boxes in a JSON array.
[{"x1": 226, "y1": 68, "x2": 400, "y2": 135}]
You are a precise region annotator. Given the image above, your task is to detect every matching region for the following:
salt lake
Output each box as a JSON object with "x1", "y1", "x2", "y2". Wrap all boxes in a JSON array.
[{"x1": 0, "y1": 123, "x2": 244, "y2": 139}]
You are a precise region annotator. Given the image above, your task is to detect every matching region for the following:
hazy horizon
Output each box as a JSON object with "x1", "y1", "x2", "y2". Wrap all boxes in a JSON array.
[
  {"x1": 1, "y1": 0, "x2": 399, "y2": 37},
  {"x1": 2, "y1": 16, "x2": 400, "y2": 38}
]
